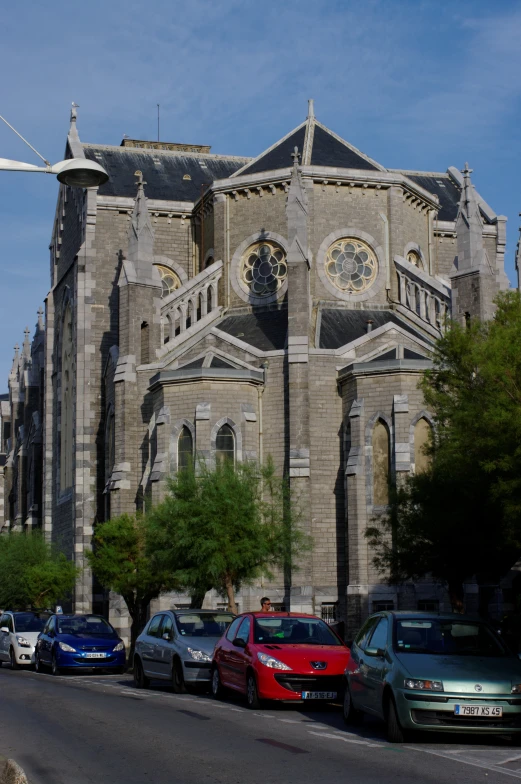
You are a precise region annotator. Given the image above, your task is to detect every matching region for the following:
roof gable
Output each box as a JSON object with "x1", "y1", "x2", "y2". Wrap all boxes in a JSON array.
[
  {"x1": 232, "y1": 125, "x2": 306, "y2": 178},
  {"x1": 310, "y1": 123, "x2": 381, "y2": 171}
]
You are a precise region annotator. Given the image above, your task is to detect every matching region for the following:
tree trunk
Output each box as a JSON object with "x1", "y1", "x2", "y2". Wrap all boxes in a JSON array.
[
  {"x1": 224, "y1": 574, "x2": 238, "y2": 615},
  {"x1": 190, "y1": 590, "x2": 207, "y2": 609},
  {"x1": 448, "y1": 579, "x2": 465, "y2": 614},
  {"x1": 127, "y1": 596, "x2": 150, "y2": 666}
]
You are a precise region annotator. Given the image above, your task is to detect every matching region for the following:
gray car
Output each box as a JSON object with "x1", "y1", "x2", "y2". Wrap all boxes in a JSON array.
[{"x1": 133, "y1": 610, "x2": 235, "y2": 692}]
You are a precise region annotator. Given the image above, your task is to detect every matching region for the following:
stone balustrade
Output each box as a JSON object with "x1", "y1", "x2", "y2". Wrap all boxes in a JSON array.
[
  {"x1": 161, "y1": 260, "x2": 223, "y2": 345},
  {"x1": 395, "y1": 256, "x2": 450, "y2": 332}
]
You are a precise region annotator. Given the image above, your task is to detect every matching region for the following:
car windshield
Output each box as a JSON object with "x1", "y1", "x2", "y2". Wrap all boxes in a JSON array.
[
  {"x1": 394, "y1": 618, "x2": 510, "y2": 657},
  {"x1": 253, "y1": 617, "x2": 342, "y2": 645},
  {"x1": 175, "y1": 613, "x2": 234, "y2": 638},
  {"x1": 57, "y1": 616, "x2": 117, "y2": 636},
  {"x1": 13, "y1": 613, "x2": 46, "y2": 633}
]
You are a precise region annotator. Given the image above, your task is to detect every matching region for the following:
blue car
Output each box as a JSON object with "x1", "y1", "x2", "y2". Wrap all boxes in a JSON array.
[{"x1": 35, "y1": 614, "x2": 126, "y2": 675}]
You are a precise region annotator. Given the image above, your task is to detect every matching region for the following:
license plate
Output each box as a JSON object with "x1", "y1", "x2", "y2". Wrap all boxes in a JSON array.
[
  {"x1": 302, "y1": 691, "x2": 337, "y2": 700},
  {"x1": 454, "y1": 704, "x2": 503, "y2": 717},
  {"x1": 84, "y1": 653, "x2": 106, "y2": 659}
]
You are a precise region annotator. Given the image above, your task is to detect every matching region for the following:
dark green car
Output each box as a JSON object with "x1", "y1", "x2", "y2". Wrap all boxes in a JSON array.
[{"x1": 344, "y1": 611, "x2": 521, "y2": 743}]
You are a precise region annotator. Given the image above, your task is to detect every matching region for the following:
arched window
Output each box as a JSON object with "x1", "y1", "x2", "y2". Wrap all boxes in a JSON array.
[
  {"x1": 60, "y1": 303, "x2": 74, "y2": 491},
  {"x1": 216, "y1": 424, "x2": 235, "y2": 464},
  {"x1": 372, "y1": 420, "x2": 390, "y2": 506},
  {"x1": 178, "y1": 426, "x2": 193, "y2": 471},
  {"x1": 414, "y1": 418, "x2": 432, "y2": 474}
]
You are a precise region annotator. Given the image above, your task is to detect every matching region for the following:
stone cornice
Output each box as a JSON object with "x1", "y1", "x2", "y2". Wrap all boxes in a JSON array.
[
  {"x1": 148, "y1": 367, "x2": 264, "y2": 391},
  {"x1": 338, "y1": 358, "x2": 433, "y2": 382}
]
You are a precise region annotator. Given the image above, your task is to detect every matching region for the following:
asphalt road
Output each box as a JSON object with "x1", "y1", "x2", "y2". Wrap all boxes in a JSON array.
[{"x1": 1, "y1": 666, "x2": 521, "y2": 784}]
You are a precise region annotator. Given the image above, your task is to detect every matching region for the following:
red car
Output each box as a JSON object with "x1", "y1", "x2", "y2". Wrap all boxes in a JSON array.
[{"x1": 211, "y1": 612, "x2": 350, "y2": 708}]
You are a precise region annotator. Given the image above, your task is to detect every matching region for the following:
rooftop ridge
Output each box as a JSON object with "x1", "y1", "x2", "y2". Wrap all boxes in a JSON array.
[
  {"x1": 82, "y1": 142, "x2": 251, "y2": 162},
  {"x1": 230, "y1": 120, "x2": 307, "y2": 178},
  {"x1": 390, "y1": 168, "x2": 453, "y2": 178}
]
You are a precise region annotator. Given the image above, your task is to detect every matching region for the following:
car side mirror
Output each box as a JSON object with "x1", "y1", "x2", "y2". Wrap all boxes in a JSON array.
[
  {"x1": 162, "y1": 632, "x2": 172, "y2": 642},
  {"x1": 365, "y1": 646, "x2": 385, "y2": 658},
  {"x1": 233, "y1": 637, "x2": 247, "y2": 649},
  {"x1": 0, "y1": 627, "x2": 8, "y2": 634}
]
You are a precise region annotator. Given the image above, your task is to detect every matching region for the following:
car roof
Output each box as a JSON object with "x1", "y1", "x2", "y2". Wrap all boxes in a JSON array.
[
  {"x1": 376, "y1": 611, "x2": 488, "y2": 621},
  {"x1": 248, "y1": 612, "x2": 323, "y2": 619},
  {"x1": 171, "y1": 609, "x2": 235, "y2": 615}
]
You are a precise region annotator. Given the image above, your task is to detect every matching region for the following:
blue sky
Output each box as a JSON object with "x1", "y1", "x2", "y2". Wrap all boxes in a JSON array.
[{"x1": 1, "y1": 0, "x2": 521, "y2": 385}]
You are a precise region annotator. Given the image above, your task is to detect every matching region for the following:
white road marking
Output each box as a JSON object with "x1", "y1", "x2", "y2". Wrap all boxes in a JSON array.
[
  {"x1": 405, "y1": 746, "x2": 521, "y2": 780},
  {"x1": 308, "y1": 731, "x2": 381, "y2": 747}
]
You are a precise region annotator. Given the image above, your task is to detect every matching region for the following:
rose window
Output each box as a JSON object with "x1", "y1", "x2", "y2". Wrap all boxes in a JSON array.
[
  {"x1": 325, "y1": 238, "x2": 377, "y2": 293},
  {"x1": 241, "y1": 242, "x2": 287, "y2": 297},
  {"x1": 156, "y1": 265, "x2": 181, "y2": 297}
]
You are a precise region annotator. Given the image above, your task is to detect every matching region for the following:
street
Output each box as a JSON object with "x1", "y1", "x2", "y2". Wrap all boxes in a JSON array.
[{"x1": 1, "y1": 667, "x2": 521, "y2": 783}]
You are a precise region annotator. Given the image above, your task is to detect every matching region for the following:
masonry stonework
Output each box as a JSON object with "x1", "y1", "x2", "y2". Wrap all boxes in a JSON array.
[{"x1": 1, "y1": 103, "x2": 509, "y2": 640}]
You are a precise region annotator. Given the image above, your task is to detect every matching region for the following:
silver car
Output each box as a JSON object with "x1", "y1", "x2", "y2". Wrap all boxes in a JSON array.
[{"x1": 133, "y1": 610, "x2": 235, "y2": 692}]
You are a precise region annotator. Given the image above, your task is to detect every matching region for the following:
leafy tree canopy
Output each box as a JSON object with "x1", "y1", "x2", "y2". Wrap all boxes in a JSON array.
[
  {"x1": 367, "y1": 292, "x2": 521, "y2": 608},
  {"x1": 147, "y1": 457, "x2": 311, "y2": 614},
  {"x1": 86, "y1": 513, "x2": 180, "y2": 654},
  {"x1": 0, "y1": 532, "x2": 78, "y2": 610}
]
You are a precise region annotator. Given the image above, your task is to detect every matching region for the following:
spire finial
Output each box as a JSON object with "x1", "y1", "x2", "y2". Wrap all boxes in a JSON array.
[
  {"x1": 37, "y1": 305, "x2": 44, "y2": 331},
  {"x1": 307, "y1": 98, "x2": 315, "y2": 119},
  {"x1": 23, "y1": 326, "x2": 31, "y2": 358},
  {"x1": 135, "y1": 169, "x2": 145, "y2": 187},
  {"x1": 70, "y1": 102, "x2": 79, "y2": 123},
  {"x1": 462, "y1": 162, "x2": 473, "y2": 180}
]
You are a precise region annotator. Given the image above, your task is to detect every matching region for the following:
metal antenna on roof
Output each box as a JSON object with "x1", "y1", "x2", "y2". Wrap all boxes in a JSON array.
[{"x1": 157, "y1": 104, "x2": 160, "y2": 142}]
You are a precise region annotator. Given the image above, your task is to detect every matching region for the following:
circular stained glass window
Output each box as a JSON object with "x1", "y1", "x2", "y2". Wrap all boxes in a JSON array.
[
  {"x1": 325, "y1": 238, "x2": 377, "y2": 293},
  {"x1": 406, "y1": 250, "x2": 423, "y2": 269},
  {"x1": 241, "y1": 242, "x2": 287, "y2": 298},
  {"x1": 156, "y1": 265, "x2": 181, "y2": 297}
]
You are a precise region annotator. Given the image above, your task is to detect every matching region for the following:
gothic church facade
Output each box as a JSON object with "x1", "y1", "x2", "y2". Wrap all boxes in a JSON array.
[{"x1": 0, "y1": 102, "x2": 509, "y2": 638}]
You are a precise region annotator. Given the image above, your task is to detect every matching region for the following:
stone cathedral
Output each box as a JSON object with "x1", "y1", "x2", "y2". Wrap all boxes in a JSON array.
[{"x1": 0, "y1": 101, "x2": 510, "y2": 639}]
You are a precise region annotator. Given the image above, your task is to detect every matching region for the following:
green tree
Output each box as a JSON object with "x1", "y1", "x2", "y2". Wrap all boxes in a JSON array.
[
  {"x1": 148, "y1": 457, "x2": 310, "y2": 614},
  {"x1": 0, "y1": 532, "x2": 78, "y2": 610},
  {"x1": 86, "y1": 513, "x2": 180, "y2": 659},
  {"x1": 367, "y1": 292, "x2": 521, "y2": 611}
]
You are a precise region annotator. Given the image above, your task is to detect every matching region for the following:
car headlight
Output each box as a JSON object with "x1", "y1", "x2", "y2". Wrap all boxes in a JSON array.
[
  {"x1": 404, "y1": 678, "x2": 443, "y2": 692},
  {"x1": 113, "y1": 642, "x2": 125, "y2": 652},
  {"x1": 187, "y1": 648, "x2": 212, "y2": 662},
  {"x1": 58, "y1": 642, "x2": 77, "y2": 653},
  {"x1": 511, "y1": 684, "x2": 521, "y2": 694},
  {"x1": 16, "y1": 636, "x2": 31, "y2": 648},
  {"x1": 257, "y1": 652, "x2": 292, "y2": 671}
]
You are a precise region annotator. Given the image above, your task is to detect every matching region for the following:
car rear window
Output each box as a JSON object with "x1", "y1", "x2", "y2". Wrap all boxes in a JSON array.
[
  {"x1": 253, "y1": 617, "x2": 342, "y2": 645},
  {"x1": 175, "y1": 613, "x2": 234, "y2": 638}
]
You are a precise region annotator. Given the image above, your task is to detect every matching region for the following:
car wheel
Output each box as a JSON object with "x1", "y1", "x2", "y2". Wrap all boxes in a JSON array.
[
  {"x1": 246, "y1": 672, "x2": 261, "y2": 710},
  {"x1": 51, "y1": 651, "x2": 61, "y2": 677},
  {"x1": 343, "y1": 683, "x2": 364, "y2": 725},
  {"x1": 133, "y1": 657, "x2": 150, "y2": 689},
  {"x1": 9, "y1": 648, "x2": 20, "y2": 671},
  {"x1": 211, "y1": 666, "x2": 225, "y2": 699},
  {"x1": 171, "y1": 658, "x2": 187, "y2": 694},
  {"x1": 386, "y1": 696, "x2": 407, "y2": 743}
]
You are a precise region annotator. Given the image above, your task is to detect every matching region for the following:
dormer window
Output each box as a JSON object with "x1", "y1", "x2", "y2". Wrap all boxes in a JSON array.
[{"x1": 156, "y1": 265, "x2": 181, "y2": 297}]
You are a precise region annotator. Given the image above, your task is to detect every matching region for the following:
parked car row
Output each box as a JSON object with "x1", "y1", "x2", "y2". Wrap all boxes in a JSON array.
[{"x1": 3, "y1": 606, "x2": 521, "y2": 744}]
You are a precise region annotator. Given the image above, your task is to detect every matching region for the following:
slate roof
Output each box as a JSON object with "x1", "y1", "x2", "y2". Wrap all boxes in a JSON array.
[
  {"x1": 318, "y1": 309, "x2": 431, "y2": 350},
  {"x1": 310, "y1": 125, "x2": 378, "y2": 171},
  {"x1": 235, "y1": 126, "x2": 306, "y2": 177},
  {"x1": 217, "y1": 310, "x2": 288, "y2": 351},
  {"x1": 233, "y1": 117, "x2": 382, "y2": 178},
  {"x1": 83, "y1": 146, "x2": 248, "y2": 201},
  {"x1": 400, "y1": 173, "x2": 461, "y2": 223}
]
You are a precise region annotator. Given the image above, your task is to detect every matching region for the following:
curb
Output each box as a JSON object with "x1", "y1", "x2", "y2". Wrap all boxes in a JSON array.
[{"x1": 0, "y1": 756, "x2": 29, "y2": 784}]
